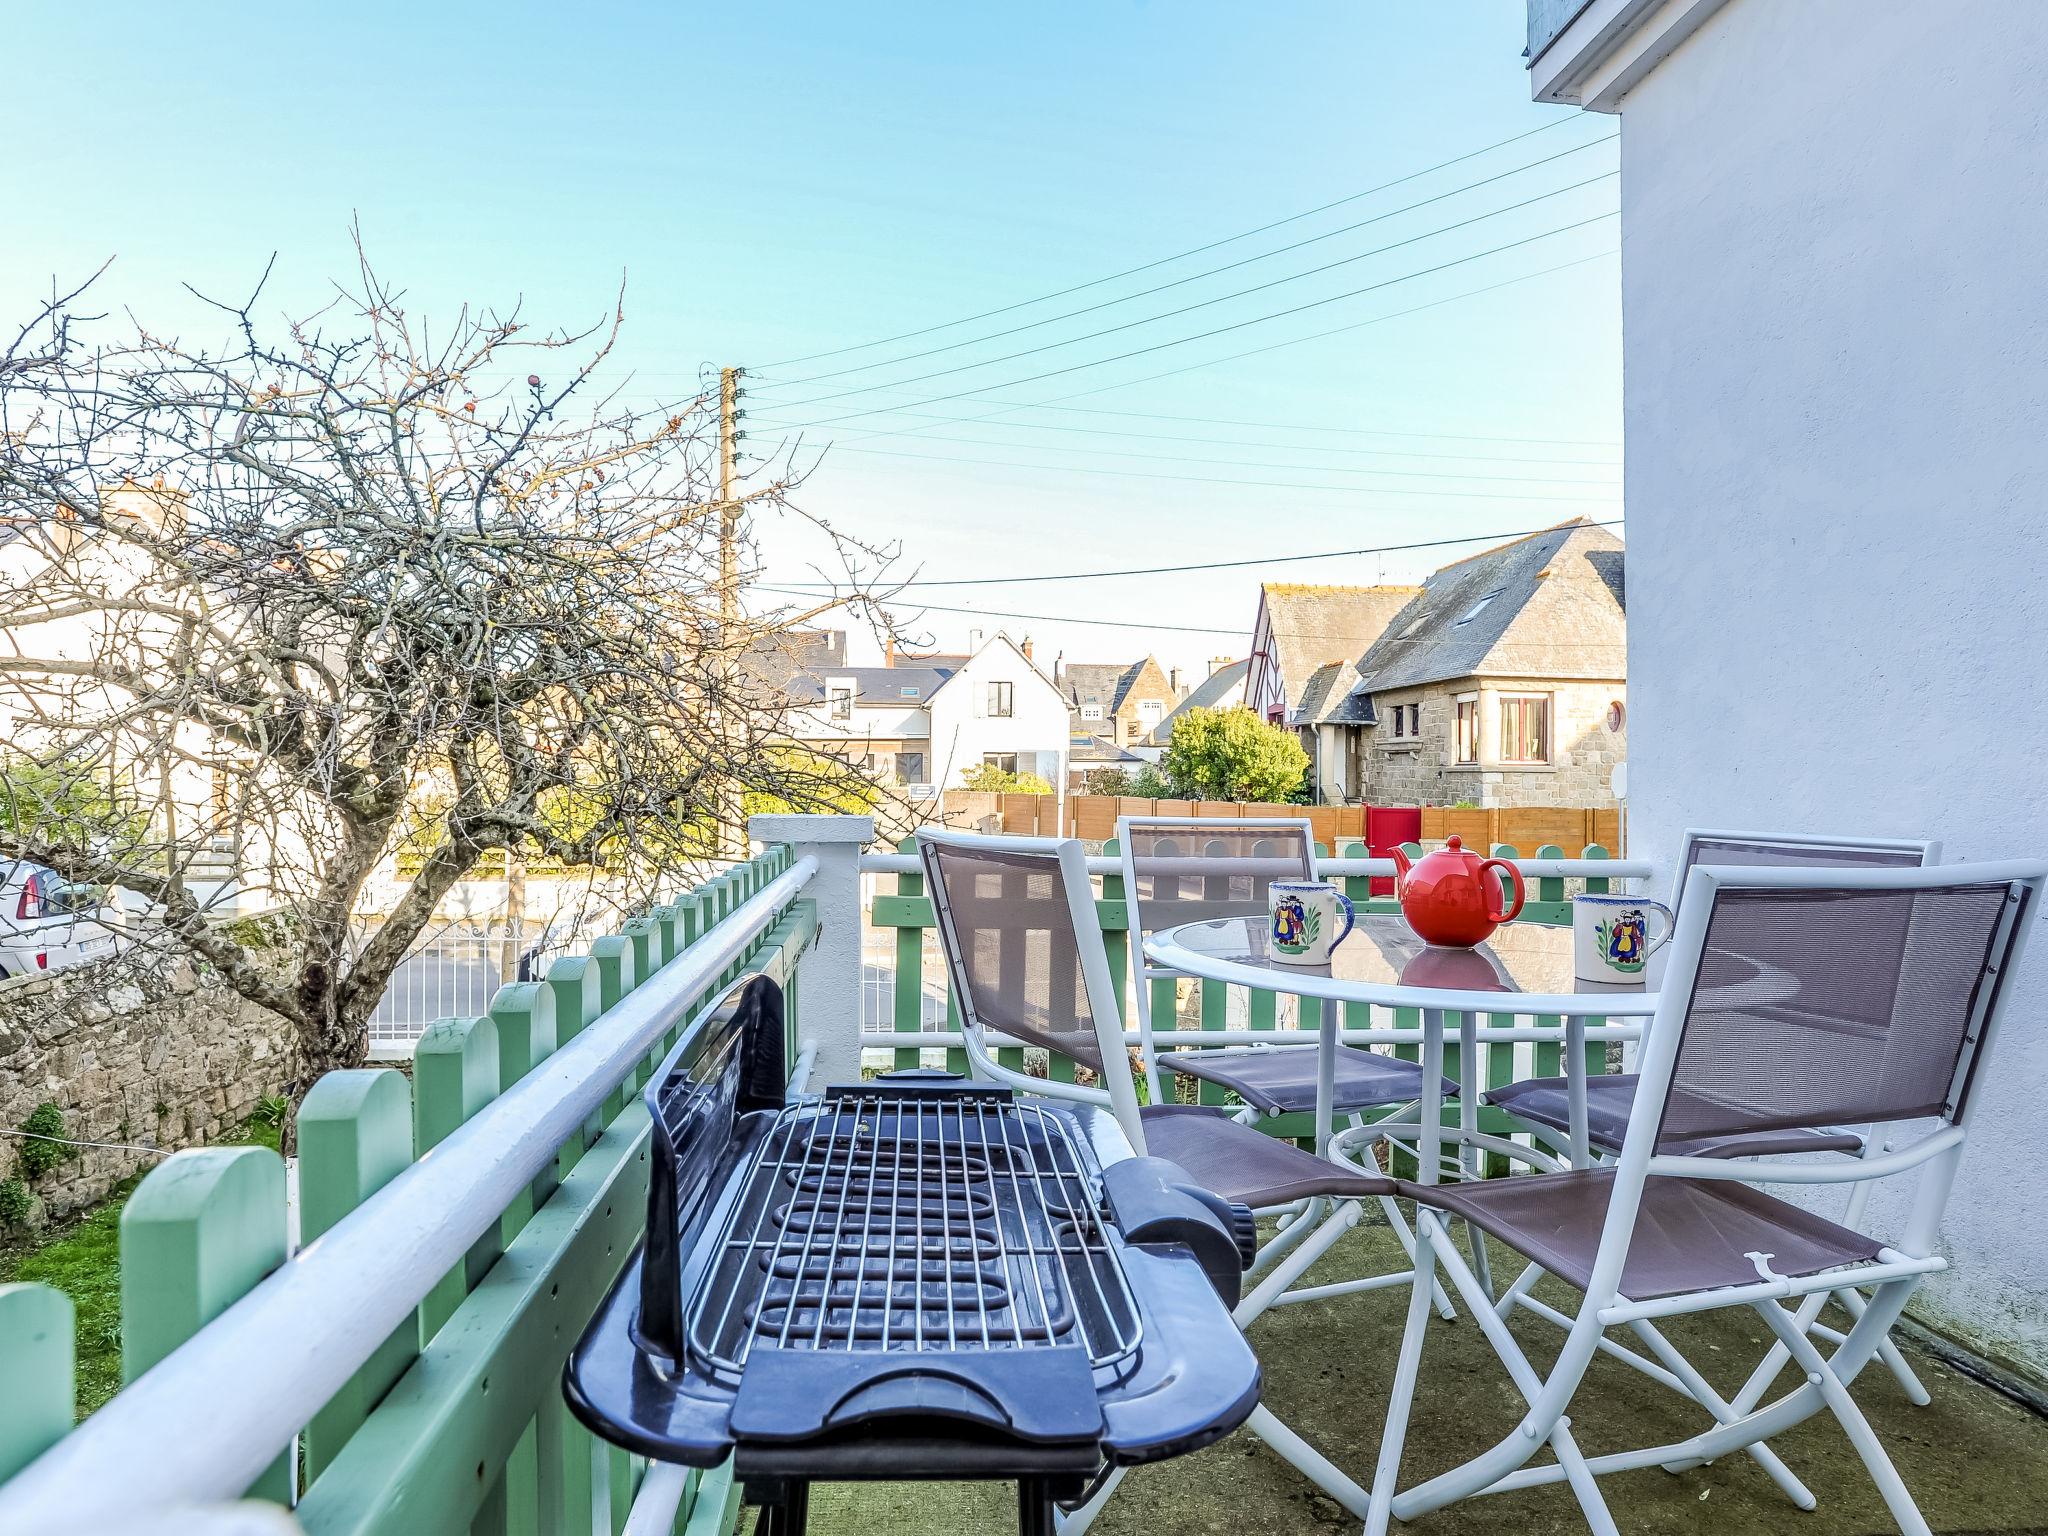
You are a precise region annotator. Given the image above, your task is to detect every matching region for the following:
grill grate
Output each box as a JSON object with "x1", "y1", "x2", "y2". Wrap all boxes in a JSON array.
[{"x1": 687, "y1": 1092, "x2": 1142, "y2": 1383}]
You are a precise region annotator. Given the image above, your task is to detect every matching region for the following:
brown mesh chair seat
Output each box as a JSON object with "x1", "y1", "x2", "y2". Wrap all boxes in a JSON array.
[
  {"x1": 1140, "y1": 1103, "x2": 1395, "y2": 1210},
  {"x1": 1409, "y1": 1166, "x2": 1885, "y2": 1302},
  {"x1": 1483, "y1": 1075, "x2": 1865, "y2": 1160},
  {"x1": 1160, "y1": 1045, "x2": 1456, "y2": 1118}
]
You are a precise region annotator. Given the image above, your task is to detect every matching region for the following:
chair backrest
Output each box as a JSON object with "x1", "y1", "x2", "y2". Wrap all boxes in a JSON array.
[
  {"x1": 917, "y1": 829, "x2": 1147, "y2": 1145},
  {"x1": 1117, "y1": 816, "x2": 1317, "y2": 936},
  {"x1": 1672, "y1": 829, "x2": 1935, "y2": 915},
  {"x1": 1644, "y1": 864, "x2": 2039, "y2": 1157}
]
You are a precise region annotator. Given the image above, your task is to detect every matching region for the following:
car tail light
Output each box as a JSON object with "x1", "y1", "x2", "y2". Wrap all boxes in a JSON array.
[
  {"x1": 34, "y1": 951, "x2": 48, "y2": 970},
  {"x1": 16, "y1": 874, "x2": 43, "y2": 921}
]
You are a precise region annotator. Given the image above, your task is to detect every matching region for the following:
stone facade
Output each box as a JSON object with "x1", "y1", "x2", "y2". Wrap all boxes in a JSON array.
[
  {"x1": 0, "y1": 958, "x2": 298, "y2": 1217},
  {"x1": 1352, "y1": 677, "x2": 1626, "y2": 809}
]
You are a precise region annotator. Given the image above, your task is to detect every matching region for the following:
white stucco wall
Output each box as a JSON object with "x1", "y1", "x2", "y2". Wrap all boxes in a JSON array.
[
  {"x1": 1606, "y1": 0, "x2": 2048, "y2": 1385},
  {"x1": 926, "y1": 638, "x2": 1070, "y2": 790}
]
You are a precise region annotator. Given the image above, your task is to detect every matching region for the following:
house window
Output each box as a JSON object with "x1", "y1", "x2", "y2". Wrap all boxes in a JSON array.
[
  {"x1": 1139, "y1": 699, "x2": 1164, "y2": 726},
  {"x1": 1454, "y1": 695, "x2": 1479, "y2": 764},
  {"x1": 1500, "y1": 693, "x2": 1551, "y2": 763},
  {"x1": 988, "y1": 681, "x2": 1013, "y2": 718},
  {"x1": 983, "y1": 752, "x2": 1018, "y2": 774},
  {"x1": 1080, "y1": 703, "x2": 1104, "y2": 721},
  {"x1": 896, "y1": 752, "x2": 925, "y2": 785},
  {"x1": 1388, "y1": 703, "x2": 1419, "y2": 741},
  {"x1": 828, "y1": 687, "x2": 853, "y2": 721}
]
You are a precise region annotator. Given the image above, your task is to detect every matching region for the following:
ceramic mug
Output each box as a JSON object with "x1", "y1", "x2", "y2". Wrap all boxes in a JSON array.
[
  {"x1": 1572, "y1": 892, "x2": 1675, "y2": 982},
  {"x1": 1268, "y1": 880, "x2": 1355, "y2": 966}
]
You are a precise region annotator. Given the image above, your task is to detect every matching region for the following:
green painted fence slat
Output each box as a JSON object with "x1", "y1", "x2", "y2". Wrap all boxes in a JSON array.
[
  {"x1": 121, "y1": 1146, "x2": 291, "y2": 1504},
  {"x1": 490, "y1": 983, "x2": 560, "y2": 1247},
  {"x1": 1196, "y1": 977, "x2": 1231, "y2": 1108},
  {"x1": 0, "y1": 1284, "x2": 73, "y2": 1483},
  {"x1": 892, "y1": 837, "x2": 926, "y2": 1073},
  {"x1": 294, "y1": 1105, "x2": 653, "y2": 1536},
  {"x1": 300, "y1": 1069, "x2": 417, "y2": 1482},
  {"x1": 415, "y1": 1014, "x2": 504, "y2": 1342}
]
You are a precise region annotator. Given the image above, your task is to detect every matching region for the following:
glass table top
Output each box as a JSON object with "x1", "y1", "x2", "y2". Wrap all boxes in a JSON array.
[{"x1": 1149, "y1": 913, "x2": 1654, "y2": 1013}]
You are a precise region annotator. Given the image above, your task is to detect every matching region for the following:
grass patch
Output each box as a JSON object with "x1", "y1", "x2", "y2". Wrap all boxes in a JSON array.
[{"x1": 0, "y1": 1110, "x2": 284, "y2": 1419}]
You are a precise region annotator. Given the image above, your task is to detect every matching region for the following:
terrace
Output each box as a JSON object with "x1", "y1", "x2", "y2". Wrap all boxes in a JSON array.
[{"x1": 1, "y1": 814, "x2": 2043, "y2": 1535}]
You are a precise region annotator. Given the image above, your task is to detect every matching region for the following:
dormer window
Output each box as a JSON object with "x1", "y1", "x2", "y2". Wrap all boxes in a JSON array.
[
  {"x1": 899, "y1": 685, "x2": 920, "y2": 698},
  {"x1": 1453, "y1": 588, "x2": 1505, "y2": 626},
  {"x1": 827, "y1": 681, "x2": 855, "y2": 721},
  {"x1": 1081, "y1": 703, "x2": 1104, "y2": 721}
]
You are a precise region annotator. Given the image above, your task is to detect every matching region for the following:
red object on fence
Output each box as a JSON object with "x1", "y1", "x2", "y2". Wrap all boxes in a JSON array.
[{"x1": 1364, "y1": 806, "x2": 1422, "y2": 896}]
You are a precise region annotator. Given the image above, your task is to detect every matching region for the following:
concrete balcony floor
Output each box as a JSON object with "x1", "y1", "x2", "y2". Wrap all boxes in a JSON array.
[{"x1": 801, "y1": 1218, "x2": 2048, "y2": 1534}]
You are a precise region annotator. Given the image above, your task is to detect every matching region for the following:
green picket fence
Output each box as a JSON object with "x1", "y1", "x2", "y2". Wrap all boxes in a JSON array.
[
  {"x1": 874, "y1": 839, "x2": 1618, "y2": 1154},
  {"x1": 0, "y1": 845, "x2": 812, "y2": 1536}
]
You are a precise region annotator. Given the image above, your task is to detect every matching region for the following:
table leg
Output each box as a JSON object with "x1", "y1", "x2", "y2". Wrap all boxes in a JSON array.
[
  {"x1": 1316, "y1": 1001, "x2": 1338, "y2": 1161},
  {"x1": 1457, "y1": 1009, "x2": 1480, "y2": 1182},
  {"x1": 1419, "y1": 1009, "x2": 1445, "y2": 1187}
]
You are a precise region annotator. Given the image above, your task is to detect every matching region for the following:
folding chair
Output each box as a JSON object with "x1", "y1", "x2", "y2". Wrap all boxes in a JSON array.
[
  {"x1": 917, "y1": 828, "x2": 1415, "y2": 1527},
  {"x1": 1376, "y1": 859, "x2": 2042, "y2": 1536},
  {"x1": 1482, "y1": 828, "x2": 1940, "y2": 1402},
  {"x1": 1116, "y1": 816, "x2": 1456, "y2": 1309}
]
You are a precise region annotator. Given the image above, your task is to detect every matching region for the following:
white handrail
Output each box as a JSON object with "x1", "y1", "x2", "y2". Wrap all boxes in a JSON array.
[
  {"x1": 866, "y1": 1023, "x2": 1644, "y2": 1049},
  {"x1": 859, "y1": 851, "x2": 1651, "y2": 880},
  {"x1": 0, "y1": 856, "x2": 820, "y2": 1530}
]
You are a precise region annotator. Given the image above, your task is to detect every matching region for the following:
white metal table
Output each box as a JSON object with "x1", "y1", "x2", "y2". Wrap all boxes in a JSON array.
[{"x1": 1141, "y1": 913, "x2": 1659, "y2": 1180}]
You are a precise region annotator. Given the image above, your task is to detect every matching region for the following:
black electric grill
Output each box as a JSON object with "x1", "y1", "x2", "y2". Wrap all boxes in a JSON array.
[{"x1": 566, "y1": 975, "x2": 1260, "y2": 1535}]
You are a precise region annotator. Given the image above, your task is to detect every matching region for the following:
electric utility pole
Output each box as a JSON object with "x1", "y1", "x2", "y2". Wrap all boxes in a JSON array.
[
  {"x1": 716, "y1": 366, "x2": 744, "y2": 855},
  {"x1": 719, "y1": 366, "x2": 742, "y2": 625}
]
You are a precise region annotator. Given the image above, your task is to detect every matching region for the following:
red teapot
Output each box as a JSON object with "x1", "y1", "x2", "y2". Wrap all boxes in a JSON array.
[{"x1": 1389, "y1": 836, "x2": 1526, "y2": 948}]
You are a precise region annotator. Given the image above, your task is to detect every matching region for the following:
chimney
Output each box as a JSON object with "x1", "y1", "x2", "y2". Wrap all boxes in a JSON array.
[
  {"x1": 1020, "y1": 635, "x2": 1034, "y2": 662},
  {"x1": 885, "y1": 632, "x2": 895, "y2": 667},
  {"x1": 1210, "y1": 655, "x2": 1234, "y2": 677},
  {"x1": 1168, "y1": 666, "x2": 1182, "y2": 694},
  {"x1": 967, "y1": 627, "x2": 986, "y2": 654},
  {"x1": 1054, "y1": 649, "x2": 1065, "y2": 681}
]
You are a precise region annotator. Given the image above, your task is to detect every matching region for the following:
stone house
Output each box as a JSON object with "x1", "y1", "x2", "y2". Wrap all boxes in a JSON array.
[
  {"x1": 1060, "y1": 656, "x2": 1183, "y2": 750},
  {"x1": 1245, "y1": 584, "x2": 1419, "y2": 799},
  {"x1": 1325, "y1": 519, "x2": 1626, "y2": 809}
]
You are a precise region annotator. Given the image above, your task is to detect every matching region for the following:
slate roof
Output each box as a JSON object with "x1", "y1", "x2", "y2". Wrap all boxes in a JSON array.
[
  {"x1": 780, "y1": 664, "x2": 954, "y2": 705},
  {"x1": 1148, "y1": 658, "x2": 1250, "y2": 744},
  {"x1": 1258, "y1": 584, "x2": 1418, "y2": 726},
  {"x1": 1341, "y1": 519, "x2": 1626, "y2": 705},
  {"x1": 742, "y1": 628, "x2": 847, "y2": 692},
  {"x1": 1062, "y1": 660, "x2": 1145, "y2": 716}
]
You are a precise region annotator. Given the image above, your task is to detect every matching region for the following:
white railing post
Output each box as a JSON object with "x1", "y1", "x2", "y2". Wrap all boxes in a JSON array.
[{"x1": 750, "y1": 814, "x2": 873, "y2": 1088}]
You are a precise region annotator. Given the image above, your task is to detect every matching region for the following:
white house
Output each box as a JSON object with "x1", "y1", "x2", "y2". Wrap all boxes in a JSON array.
[
  {"x1": 1527, "y1": 0, "x2": 2048, "y2": 1397},
  {"x1": 783, "y1": 630, "x2": 1070, "y2": 794}
]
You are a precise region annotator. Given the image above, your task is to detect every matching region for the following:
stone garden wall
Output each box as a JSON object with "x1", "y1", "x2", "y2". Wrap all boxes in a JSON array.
[{"x1": 0, "y1": 958, "x2": 298, "y2": 1219}]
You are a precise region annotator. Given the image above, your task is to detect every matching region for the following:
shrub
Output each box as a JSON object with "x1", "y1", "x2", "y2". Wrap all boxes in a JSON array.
[
  {"x1": 17, "y1": 1103, "x2": 71, "y2": 1182},
  {"x1": 1161, "y1": 708, "x2": 1310, "y2": 802},
  {"x1": 0, "y1": 1177, "x2": 31, "y2": 1228},
  {"x1": 958, "y1": 764, "x2": 1054, "y2": 795}
]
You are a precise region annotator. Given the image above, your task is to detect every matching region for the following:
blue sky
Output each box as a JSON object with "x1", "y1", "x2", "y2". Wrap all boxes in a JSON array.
[{"x1": 6, "y1": 1, "x2": 1619, "y2": 676}]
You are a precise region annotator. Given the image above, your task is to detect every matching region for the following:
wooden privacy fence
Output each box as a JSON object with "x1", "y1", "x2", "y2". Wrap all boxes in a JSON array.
[
  {"x1": 0, "y1": 846, "x2": 813, "y2": 1536},
  {"x1": 1064, "y1": 795, "x2": 1621, "y2": 852}
]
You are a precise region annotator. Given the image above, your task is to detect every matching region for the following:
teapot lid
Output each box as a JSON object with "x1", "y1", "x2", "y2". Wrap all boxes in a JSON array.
[{"x1": 1445, "y1": 835, "x2": 1465, "y2": 852}]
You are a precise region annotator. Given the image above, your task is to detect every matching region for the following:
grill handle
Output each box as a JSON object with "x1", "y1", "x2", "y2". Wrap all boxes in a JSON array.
[{"x1": 1100, "y1": 1157, "x2": 1257, "y2": 1308}]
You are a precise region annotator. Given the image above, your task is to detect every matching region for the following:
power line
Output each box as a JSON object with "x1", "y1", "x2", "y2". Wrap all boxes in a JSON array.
[
  {"x1": 810, "y1": 249, "x2": 1621, "y2": 454},
  {"x1": 772, "y1": 519, "x2": 1624, "y2": 590},
  {"x1": 824, "y1": 444, "x2": 1622, "y2": 502},
  {"x1": 749, "y1": 409, "x2": 1620, "y2": 466},
  {"x1": 761, "y1": 177, "x2": 1619, "y2": 420},
  {"x1": 757, "y1": 585, "x2": 1246, "y2": 635},
  {"x1": 758, "y1": 134, "x2": 1616, "y2": 389},
  {"x1": 810, "y1": 431, "x2": 1620, "y2": 484},
  {"x1": 776, "y1": 224, "x2": 1618, "y2": 431},
  {"x1": 755, "y1": 117, "x2": 1585, "y2": 370}
]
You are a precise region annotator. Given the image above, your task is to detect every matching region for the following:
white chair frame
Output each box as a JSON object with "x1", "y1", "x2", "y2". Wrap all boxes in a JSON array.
[
  {"x1": 916, "y1": 828, "x2": 1420, "y2": 1531},
  {"x1": 1496, "y1": 826, "x2": 1948, "y2": 1409},
  {"x1": 1113, "y1": 814, "x2": 1450, "y2": 1319},
  {"x1": 1373, "y1": 859, "x2": 2043, "y2": 1536}
]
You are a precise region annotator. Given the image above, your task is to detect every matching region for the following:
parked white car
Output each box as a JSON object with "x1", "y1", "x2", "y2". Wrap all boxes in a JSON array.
[{"x1": 0, "y1": 860, "x2": 119, "y2": 979}]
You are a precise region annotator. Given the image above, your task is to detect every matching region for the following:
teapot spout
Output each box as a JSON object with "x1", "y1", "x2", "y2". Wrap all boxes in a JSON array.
[{"x1": 1388, "y1": 843, "x2": 1412, "y2": 883}]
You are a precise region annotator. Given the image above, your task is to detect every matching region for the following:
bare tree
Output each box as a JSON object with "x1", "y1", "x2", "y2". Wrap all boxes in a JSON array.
[{"x1": 0, "y1": 244, "x2": 887, "y2": 1098}]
